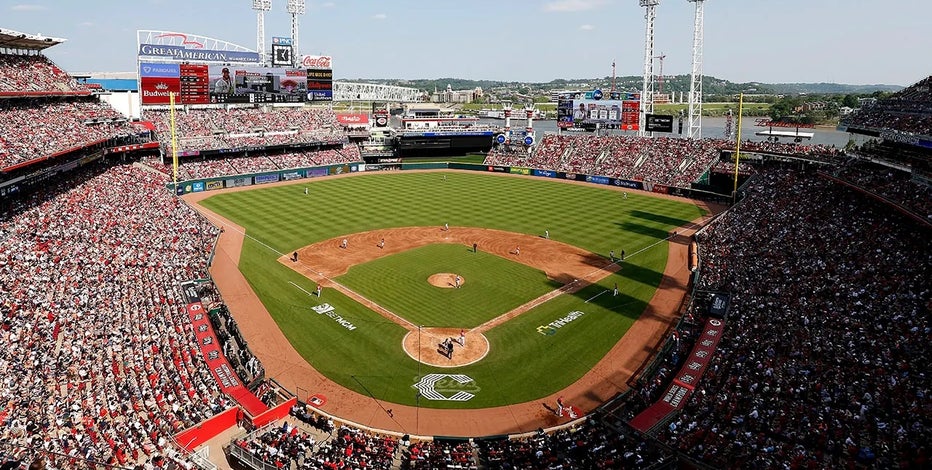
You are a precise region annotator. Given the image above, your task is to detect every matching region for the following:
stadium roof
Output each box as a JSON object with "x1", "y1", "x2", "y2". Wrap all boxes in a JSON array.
[{"x1": 0, "y1": 27, "x2": 66, "y2": 51}]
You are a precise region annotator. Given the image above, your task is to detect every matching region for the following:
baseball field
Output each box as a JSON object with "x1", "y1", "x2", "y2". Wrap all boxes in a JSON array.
[{"x1": 194, "y1": 170, "x2": 707, "y2": 415}]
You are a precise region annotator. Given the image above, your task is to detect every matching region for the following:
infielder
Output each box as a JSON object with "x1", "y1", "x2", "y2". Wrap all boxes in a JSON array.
[
  {"x1": 454, "y1": 275, "x2": 462, "y2": 288},
  {"x1": 340, "y1": 238, "x2": 348, "y2": 249},
  {"x1": 556, "y1": 396, "x2": 565, "y2": 417},
  {"x1": 459, "y1": 329, "x2": 466, "y2": 346},
  {"x1": 315, "y1": 284, "x2": 322, "y2": 297},
  {"x1": 443, "y1": 223, "x2": 449, "y2": 231},
  {"x1": 378, "y1": 238, "x2": 385, "y2": 249}
]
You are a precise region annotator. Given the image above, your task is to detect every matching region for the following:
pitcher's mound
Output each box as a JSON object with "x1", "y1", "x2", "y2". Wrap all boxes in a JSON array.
[{"x1": 428, "y1": 273, "x2": 465, "y2": 288}]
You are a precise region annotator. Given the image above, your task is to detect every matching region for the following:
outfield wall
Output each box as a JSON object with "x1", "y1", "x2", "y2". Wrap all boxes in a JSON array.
[{"x1": 169, "y1": 161, "x2": 732, "y2": 202}]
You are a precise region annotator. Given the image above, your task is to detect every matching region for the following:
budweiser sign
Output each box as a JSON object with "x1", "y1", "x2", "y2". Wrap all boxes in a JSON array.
[{"x1": 302, "y1": 55, "x2": 332, "y2": 69}]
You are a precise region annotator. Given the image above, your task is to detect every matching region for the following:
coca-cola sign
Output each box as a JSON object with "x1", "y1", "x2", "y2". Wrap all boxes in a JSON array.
[{"x1": 302, "y1": 55, "x2": 332, "y2": 69}]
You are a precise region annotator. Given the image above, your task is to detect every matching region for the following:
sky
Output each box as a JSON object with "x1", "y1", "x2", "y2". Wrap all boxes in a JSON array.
[{"x1": 3, "y1": 0, "x2": 930, "y2": 85}]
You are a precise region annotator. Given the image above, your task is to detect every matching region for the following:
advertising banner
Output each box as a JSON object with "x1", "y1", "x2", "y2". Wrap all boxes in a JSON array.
[
  {"x1": 180, "y1": 281, "x2": 267, "y2": 416},
  {"x1": 205, "y1": 180, "x2": 223, "y2": 191},
  {"x1": 139, "y1": 76, "x2": 180, "y2": 104},
  {"x1": 328, "y1": 164, "x2": 350, "y2": 176},
  {"x1": 336, "y1": 113, "x2": 369, "y2": 125},
  {"x1": 585, "y1": 175, "x2": 610, "y2": 185},
  {"x1": 225, "y1": 176, "x2": 251, "y2": 188},
  {"x1": 487, "y1": 165, "x2": 508, "y2": 173},
  {"x1": 255, "y1": 173, "x2": 280, "y2": 184},
  {"x1": 629, "y1": 317, "x2": 726, "y2": 433},
  {"x1": 613, "y1": 178, "x2": 643, "y2": 190},
  {"x1": 282, "y1": 170, "x2": 305, "y2": 180},
  {"x1": 646, "y1": 114, "x2": 674, "y2": 133},
  {"x1": 301, "y1": 55, "x2": 333, "y2": 69},
  {"x1": 138, "y1": 44, "x2": 260, "y2": 63},
  {"x1": 509, "y1": 167, "x2": 531, "y2": 175},
  {"x1": 191, "y1": 181, "x2": 205, "y2": 192},
  {"x1": 533, "y1": 169, "x2": 557, "y2": 178}
]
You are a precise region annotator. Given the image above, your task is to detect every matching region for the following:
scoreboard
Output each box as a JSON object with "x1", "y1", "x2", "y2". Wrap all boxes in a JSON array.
[
  {"x1": 179, "y1": 64, "x2": 209, "y2": 105},
  {"x1": 140, "y1": 62, "x2": 328, "y2": 105}
]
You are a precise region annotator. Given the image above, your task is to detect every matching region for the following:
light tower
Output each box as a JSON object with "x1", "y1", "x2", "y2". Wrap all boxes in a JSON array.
[
  {"x1": 687, "y1": 0, "x2": 705, "y2": 139},
  {"x1": 287, "y1": 0, "x2": 306, "y2": 67},
  {"x1": 253, "y1": 0, "x2": 272, "y2": 65},
  {"x1": 639, "y1": 0, "x2": 660, "y2": 137}
]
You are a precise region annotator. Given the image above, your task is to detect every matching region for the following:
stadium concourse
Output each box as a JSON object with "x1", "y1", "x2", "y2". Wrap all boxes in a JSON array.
[{"x1": 1, "y1": 30, "x2": 930, "y2": 469}]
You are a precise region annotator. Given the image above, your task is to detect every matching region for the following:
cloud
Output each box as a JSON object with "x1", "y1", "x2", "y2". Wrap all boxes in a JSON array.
[
  {"x1": 320, "y1": 2, "x2": 335, "y2": 7},
  {"x1": 544, "y1": 0, "x2": 608, "y2": 12},
  {"x1": 579, "y1": 24, "x2": 595, "y2": 31},
  {"x1": 372, "y1": 13, "x2": 387, "y2": 20},
  {"x1": 78, "y1": 21, "x2": 94, "y2": 27},
  {"x1": 11, "y1": 4, "x2": 47, "y2": 11}
]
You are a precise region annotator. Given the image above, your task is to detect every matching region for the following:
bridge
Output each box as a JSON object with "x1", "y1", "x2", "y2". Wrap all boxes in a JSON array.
[{"x1": 333, "y1": 82, "x2": 422, "y2": 102}]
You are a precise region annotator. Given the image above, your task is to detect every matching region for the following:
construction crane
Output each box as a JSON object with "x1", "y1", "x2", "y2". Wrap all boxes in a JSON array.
[{"x1": 654, "y1": 53, "x2": 667, "y2": 97}]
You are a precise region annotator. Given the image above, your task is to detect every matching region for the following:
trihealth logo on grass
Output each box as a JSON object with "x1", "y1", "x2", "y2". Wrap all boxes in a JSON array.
[
  {"x1": 311, "y1": 303, "x2": 357, "y2": 331},
  {"x1": 536, "y1": 310, "x2": 586, "y2": 336},
  {"x1": 413, "y1": 374, "x2": 477, "y2": 401}
]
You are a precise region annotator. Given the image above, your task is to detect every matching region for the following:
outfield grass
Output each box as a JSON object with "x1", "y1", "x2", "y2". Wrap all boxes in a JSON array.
[
  {"x1": 338, "y1": 244, "x2": 560, "y2": 328},
  {"x1": 200, "y1": 171, "x2": 704, "y2": 408}
]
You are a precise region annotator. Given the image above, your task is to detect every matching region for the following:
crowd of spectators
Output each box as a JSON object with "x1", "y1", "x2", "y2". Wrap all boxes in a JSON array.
[
  {"x1": 830, "y1": 160, "x2": 932, "y2": 221},
  {"x1": 233, "y1": 421, "x2": 399, "y2": 470},
  {"x1": 0, "y1": 98, "x2": 135, "y2": 168},
  {"x1": 0, "y1": 160, "x2": 228, "y2": 468},
  {"x1": 484, "y1": 134, "x2": 724, "y2": 187},
  {"x1": 145, "y1": 108, "x2": 345, "y2": 153},
  {"x1": 486, "y1": 134, "x2": 850, "y2": 187},
  {"x1": 842, "y1": 75, "x2": 932, "y2": 136},
  {"x1": 140, "y1": 146, "x2": 361, "y2": 181},
  {"x1": 0, "y1": 53, "x2": 88, "y2": 94},
  {"x1": 402, "y1": 440, "x2": 476, "y2": 469},
  {"x1": 652, "y1": 168, "x2": 930, "y2": 468},
  {"x1": 475, "y1": 419, "x2": 671, "y2": 469}
]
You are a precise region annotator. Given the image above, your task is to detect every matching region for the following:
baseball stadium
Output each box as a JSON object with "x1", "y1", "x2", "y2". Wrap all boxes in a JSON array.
[{"x1": 1, "y1": 2, "x2": 930, "y2": 470}]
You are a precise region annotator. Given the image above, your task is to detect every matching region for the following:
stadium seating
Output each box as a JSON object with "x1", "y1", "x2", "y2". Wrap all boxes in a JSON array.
[
  {"x1": 139, "y1": 146, "x2": 361, "y2": 180},
  {"x1": 145, "y1": 107, "x2": 345, "y2": 153},
  {"x1": 0, "y1": 162, "x2": 226, "y2": 467},
  {"x1": 0, "y1": 99, "x2": 135, "y2": 168},
  {"x1": 0, "y1": 53, "x2": 88, "y2": 94},
  {"x1": 649, "y1": 169, "x2": 931, "y2": 468},
  {"x1": 842, "y1": 76, "x2": 932, "y2": 136},
  {"x1": 486, "y1": 134, "x2": 844, "y2": 187}
]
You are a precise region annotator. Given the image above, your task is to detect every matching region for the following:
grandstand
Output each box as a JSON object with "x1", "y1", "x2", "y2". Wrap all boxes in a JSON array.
[{"x1": 1, "y1": 18, "x2": 929, "y2": 470}]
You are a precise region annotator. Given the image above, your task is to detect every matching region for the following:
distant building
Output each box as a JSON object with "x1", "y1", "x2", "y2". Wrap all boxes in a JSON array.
[{"x1": 431, "y1": 84, "x2": 483, "y2": 103}]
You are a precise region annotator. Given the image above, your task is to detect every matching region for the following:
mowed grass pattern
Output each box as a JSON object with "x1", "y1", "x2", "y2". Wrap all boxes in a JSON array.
[
  {"x1": 200, "y1": 171, "x2": 705, "y2": 408},
  {"x1": 337, "y1": 244, "x2": 560, "y2": 328}
]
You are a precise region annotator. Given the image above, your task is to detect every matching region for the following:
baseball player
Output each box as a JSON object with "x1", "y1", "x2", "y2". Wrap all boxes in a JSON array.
[
  {"x1": 454, "y1": 275, "x2": 462, "y2": 288},
  {"x1": 544, "y1": 230, "x2": 549, "y2": 239},
  {"x1": 315, "y1": 284, "x2": 322, "y2": 297},
  {"x1": 459, "y1": 329, "x2": 466, "y2": 346},
  {"x1": 556, "y1": 396, "x2": 565, "y2": 417},
  {"x1": 378, "y1": 238, "x2": 385, "y2": 249},
  {"x1": 340, "y1": 238, "x2": 348, "y2": 249},
  {"x1": 623, "y1": 192, "x2": 628, "y2": 199},
  {"x1": 515, "y1": 245, "x2": 520, "y2": 256},
  {"x1": 473, "y1": 242, "x2": 478, "y2": 253},
  {"x1": 610, "y1": 250, "x2": 615, "y2": 262},
  {"x1": 613, "y1": 283, "x2": 619, "y2": 297},
  {"x1": 443, "y1": 223, "x2": 449, "y2": 231},
  {"x1": 304, "y1": 187, "x2": 308, "y2": 195},
  {"x1": 621, "y1": 249, "x2": 625, "y2": 261}
]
